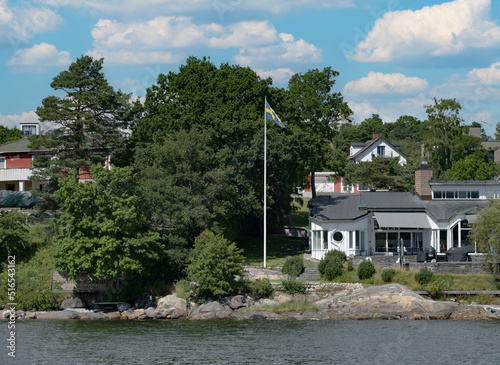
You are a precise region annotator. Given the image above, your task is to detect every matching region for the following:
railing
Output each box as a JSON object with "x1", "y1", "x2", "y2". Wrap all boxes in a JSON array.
[{"x1": 0, "y1": 168, "x2": 32, "y2": 181}]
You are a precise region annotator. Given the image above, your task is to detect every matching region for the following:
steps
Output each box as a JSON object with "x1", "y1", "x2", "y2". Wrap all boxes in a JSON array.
[{"x1": 298, "y1": 267, "x2": 320, "y2": 281}]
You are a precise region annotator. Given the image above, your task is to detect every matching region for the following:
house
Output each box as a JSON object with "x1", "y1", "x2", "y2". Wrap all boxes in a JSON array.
[{"x1": 308, "y1": 163, "x2": 494, "y2": 260}]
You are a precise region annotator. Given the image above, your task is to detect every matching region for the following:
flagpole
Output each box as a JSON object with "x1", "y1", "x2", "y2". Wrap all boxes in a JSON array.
[{"x1": 264, "y1": 97, "x2": 267, "y2": 268}]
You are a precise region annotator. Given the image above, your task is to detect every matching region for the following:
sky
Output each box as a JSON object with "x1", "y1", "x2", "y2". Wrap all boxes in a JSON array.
[{"x1": 1, "y1": 0, "x2": 500, "y2": 137}]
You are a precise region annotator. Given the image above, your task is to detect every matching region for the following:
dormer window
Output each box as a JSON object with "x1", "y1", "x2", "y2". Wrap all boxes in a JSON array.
[{"x1": 377, "y1": 145, "x2": 385, "y2": 156}]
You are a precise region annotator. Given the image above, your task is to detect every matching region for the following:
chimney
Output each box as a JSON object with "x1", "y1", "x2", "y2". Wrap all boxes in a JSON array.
[
  {"x1": 415, "y1": 161, "x2": 433, "y2": 200},
  {"x1": 373, "y1": 133, "x2": 379, "y2": 139}
]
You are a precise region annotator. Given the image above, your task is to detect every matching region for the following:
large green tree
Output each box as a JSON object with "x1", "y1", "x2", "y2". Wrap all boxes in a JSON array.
[
  {"x1": 55, "y1": 166, "x2": 163, "y2": 280},
  {"x1": 132, "y1": 57, "x2": 305, "y2": 241},
  {"x1": 445, "y1": 151, "x2": 499, "y2": 180},
  {"x1": 342, "y1": 157, "x2": 414, "y2": 191},
  {"x1": 30, "y1": 55, "x2": 131, "y2": 209},
  {"x1": 284, "y1": 67, "x2": 352, "y2": 197},
  {"x1": 423, "y1": 98, "x2": 482, "y2": 178}
]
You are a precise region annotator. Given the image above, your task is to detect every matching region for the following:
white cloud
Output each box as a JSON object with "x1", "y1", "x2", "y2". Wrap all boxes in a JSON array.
[
  {"x1": 207, "y1": 21, "x2": 278, "y2": 48},
  {"x1": 352, "y1": 0, "x2": 500, "y2": 62},
  {"x1": 0, "y1": 2, "x2": 62, "y2": 48},
  {"x1": 469, "y1": 111, "x2": 493, "y2": 125},
  {"x1": 7, "y1": 43, "x2": 71, "y2": 71},
  {"x1": 343, "y1": 72, "x2": 428, "y2": 95},
  {"x1": 467, "y1": 62, "x2": 500, "y2": 84},
  {"x1": 234, "y1": 33, "x2": 321, "y2": 68},
  {"x1": 255, "y1": 68, "x2": 295, "y2": 85},
  {"x1": 0, "y1": 111, "x2": 39, "y2": 130},
  {"x1": 87, "y1": 49, "x2": 185, "y2": 65}
]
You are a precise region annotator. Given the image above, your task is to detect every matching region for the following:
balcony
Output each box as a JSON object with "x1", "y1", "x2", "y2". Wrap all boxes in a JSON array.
[{"x1": 0, "y1": 168, "x2": 32, "y2": 182}]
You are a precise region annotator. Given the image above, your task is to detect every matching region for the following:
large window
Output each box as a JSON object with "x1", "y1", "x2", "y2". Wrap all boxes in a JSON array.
[
  {"x1": 377, "y1": 145, "x2": 385, "y2": 157},
  {"x1": 433, "y1": 190, "x2": 480, "y2": 199},
  {"x1": 0, "y1": 157, "x2": 5, "y2": 169}
]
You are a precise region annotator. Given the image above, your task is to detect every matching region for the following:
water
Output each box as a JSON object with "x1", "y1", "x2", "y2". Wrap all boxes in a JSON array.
[{"x1": 4, "y1": 319, "x2": 500, "y2": 364}]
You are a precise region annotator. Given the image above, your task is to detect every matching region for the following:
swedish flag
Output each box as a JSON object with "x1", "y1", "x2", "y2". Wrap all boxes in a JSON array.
[{"x1": 265, "y1": 101, "x2": 286, "y2": 129}]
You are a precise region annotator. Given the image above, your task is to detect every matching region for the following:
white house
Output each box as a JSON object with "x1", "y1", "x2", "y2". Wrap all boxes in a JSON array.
[
  {"x1": 348, "y1": 135, "x2": 407, "y2": 165},
  {"x1": 308, "y1": 164, "x2": 494, "y2": 260}
]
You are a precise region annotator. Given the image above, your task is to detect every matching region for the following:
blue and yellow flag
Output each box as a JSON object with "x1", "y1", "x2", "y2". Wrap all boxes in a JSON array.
[{"x1": 265, "y1": 101, "x2": 286, "y2": 129}]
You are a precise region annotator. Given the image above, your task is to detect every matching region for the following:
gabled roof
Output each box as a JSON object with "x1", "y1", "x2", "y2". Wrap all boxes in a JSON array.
[
  {"x1": 422, "y1": 200, "x2": 488, "y2": 222},
  {"x1": 0, "y1": 138, "x2": 50, "y2": 154},
  {"x1": 348, "y1": 137, "x2": 406, "y2": 161}
]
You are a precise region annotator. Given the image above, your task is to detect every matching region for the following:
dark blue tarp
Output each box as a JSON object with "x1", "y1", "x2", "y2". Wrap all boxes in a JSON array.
[{"x1": 0, "y1": 190, "x2": 38, "y2": 208}]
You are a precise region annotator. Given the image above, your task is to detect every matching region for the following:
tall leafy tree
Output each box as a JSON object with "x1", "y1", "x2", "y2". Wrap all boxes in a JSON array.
[
  {"x1": 445, "y1": 152, "x2": 499, "y2": 180},
  {"x1": 285, "y1": 67, "x2": 352, "y2": 197},
  {"x1": 470, "y1": 199, "x2": 500, "y2": 274},
  {"x1": 423, "y1": 98, "x2": 481, "y2": 178},
  {"x1": 55, "y1": 166, "x2": 163, "y2": 280},
  {"x1": 30, "y1": 55, "x2": 131, "y2": 209},
  {"x1": 0, "y1": 125, "x2": 22, "y2": 144}
]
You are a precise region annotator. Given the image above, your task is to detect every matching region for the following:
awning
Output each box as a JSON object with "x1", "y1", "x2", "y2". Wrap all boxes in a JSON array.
[{"x1": 373, "y1": 212, "x2": 431, "y2": 229}]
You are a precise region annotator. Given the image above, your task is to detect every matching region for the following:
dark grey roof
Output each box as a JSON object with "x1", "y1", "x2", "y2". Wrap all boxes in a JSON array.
[
  {"x1": 308, "y1": 194, "x2": 366, "y2": 221},
  {"x1": 359, "y1": 192, "x2": 425, "y2": 211},
  {"x1": 0, "y1": 138, "x2": 49, "y2": 154},
  {"x1": 422, "y1": 200, "x2": 488, "y2": 222}
]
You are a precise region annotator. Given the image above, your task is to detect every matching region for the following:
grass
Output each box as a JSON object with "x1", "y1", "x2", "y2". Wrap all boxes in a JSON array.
[
  {"x1": 252, "y1": 299, "x2": 317, "y2": 314},
  {"x1": 236, "y1": 235, "x2": 306, "y2": 267},
  {"x1": 290, "y1": 198, "x2": 310, "y2": 227}
]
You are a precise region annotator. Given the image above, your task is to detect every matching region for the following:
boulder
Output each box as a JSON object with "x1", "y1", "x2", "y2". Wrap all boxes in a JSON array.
[
  {"x1": 229, "y1": 295, "x2": 247, "y2": 310},
  {"x1": 104, "y1": 311, "x2": 121, "y2": 320},
  {"x1": 137, "y1": 294, "x2": 156, "y2": 309},
  {"x1": 156, "y1": 294, "x2": 189, "y2": 319},
  {"x1": 60, "y1": 297, "x2": 87, "y2": 310},
  {"x1": 189, "y1": 301, "x2": 232, "y2": 320}
]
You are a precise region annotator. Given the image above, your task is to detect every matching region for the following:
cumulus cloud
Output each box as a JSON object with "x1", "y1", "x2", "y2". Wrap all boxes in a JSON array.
[
  {"x1": 351, "y1": 0, "x2": 500, "y2": 62},
  {"x1": 344, "y1": 72, "x2": 428, "y2": 95},
  {"x1": 467, "y1": 62, "x2": 500, "y2": 84},
  {"x1": 234, "y1": 33, "x2": 321, "y2": 68},
  {"x1": 255, "y1": 68, "x2": 295, "y2": 85},
  {"x1": 7, "y1": 43, "x2": 71, "y2": 72},
  {"x1": 0, "y1": 1, "x2": 62, "y2": 48}
]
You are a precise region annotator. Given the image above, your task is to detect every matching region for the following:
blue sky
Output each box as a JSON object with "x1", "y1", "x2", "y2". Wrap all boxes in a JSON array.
[{"x1": 1, "y1": 0, "x2": 500, "y2": 136}]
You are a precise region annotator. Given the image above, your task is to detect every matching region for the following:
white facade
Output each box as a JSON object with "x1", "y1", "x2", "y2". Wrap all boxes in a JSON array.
[{"x1": 349, "y1": 138, "x2": 407, "y2": 165}]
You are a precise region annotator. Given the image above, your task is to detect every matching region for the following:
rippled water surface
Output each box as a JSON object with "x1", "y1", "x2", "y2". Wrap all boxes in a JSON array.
[{"x1": 6, "y1": 319, "x2": 500, "y2": 364}]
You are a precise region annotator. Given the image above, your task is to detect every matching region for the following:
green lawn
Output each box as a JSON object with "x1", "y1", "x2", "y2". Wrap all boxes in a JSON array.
[
  {"x1": 290, "y1": 198, "x2": 310, "y2": 227},
  {"x1": 236, "y1": 235, "x2": 306, "y2": 267}
]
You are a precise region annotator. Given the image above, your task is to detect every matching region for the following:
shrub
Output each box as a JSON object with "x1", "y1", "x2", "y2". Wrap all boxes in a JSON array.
[
  {"x1": 381, "y1": 268, "x2": 396, "y2": 283},
  {"x1": 282, "y1": 255, "x2": 304, "y2": 277},
  {"x1": 186, "y1": 230, "x2": 244, "y2": 302},
  {"x1": 319, "y1": 257, "x2": 343, "y2": 281},
  {"x1": 248, "y1": 278, "x2": 273, "y2": 298},
  {"x1": 347, "y1": 259, "x2": 354, "y2": 272},
  {"x1": 280, "y1": 278, "x2": 306, "y2": 294},
  {"x1": 357, "y1": 260, "x2": 376, "y2": 280},
  {"x1": 415, "y1": 267, "x2": 434, "y2": 285},
  {"x1": 324, "y1": 249, "x2": 347, "y2": 263}
]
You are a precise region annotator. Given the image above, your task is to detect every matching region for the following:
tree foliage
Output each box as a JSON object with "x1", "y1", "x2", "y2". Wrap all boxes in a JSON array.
[
  {"x1": 55, "y1": 166, "x2": 163, "y2": 280},
  {"x1": 186, "y1": 230, "x2": 244, "y2": 302},
  {"x1": 469, "y1": 199, "x2": 500, "y2": 274},
  {"x1": 342, "y1": 157, "x2": 414, "y2": 191},
  {"x1": 445, "y1": 152, "x2": 499, "y2": 180},
  {"x1": 30, "y1": 55, "x2": 132, "y2": 210},
  {"x1": 0, "y1": 125, "x2": 22, "y2": 145},
  {"x1": 0, "y1": 211, "x2": 30, "y2": 262}
]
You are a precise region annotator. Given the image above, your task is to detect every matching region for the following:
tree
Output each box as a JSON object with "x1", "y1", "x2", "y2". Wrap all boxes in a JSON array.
[
  {"x1": 342, "y1": 157, "x2": 414, "y2": 191},
  {"x1": 0, "y1": 125, "x2": 22, "y2": 145},
  {"x1": 357, "y1": 114, "x2": 386, "y2": 141},
  {"x1": 132, "y1": 57, "x2": 305, "y2": 239},
  {"x1": 423, "y1": 98, "x2": 482, "y2": 178},
  {"x1": 0, "y1": 211, "x2": 30, "y2": 262},
  {"x1": 186, "y1": 230, "x2": 244, "y2": 302},
  {"x1": 29, "y1": 55, "x2": 131, "y2": 209},
  {"x1": 469, "y1": 199, "x2": 500, "y2": 274},
  {"x1": 55, "y1": 166, "x2": 163, "y2": 280},
  {"x1": 285, "y1": 67, "x2": 352, "y2": 197},
  {"x1": 445, "y1": 152, "x2": 499, "y2": 180},
  {"x1": 495, "y1": 122, "x2": 500, "y2": 141}
]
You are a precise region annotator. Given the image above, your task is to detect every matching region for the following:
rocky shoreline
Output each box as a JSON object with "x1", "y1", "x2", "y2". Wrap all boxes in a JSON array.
[{"x1": 3, "y1": 284, "x2": 500, "y2": 321}]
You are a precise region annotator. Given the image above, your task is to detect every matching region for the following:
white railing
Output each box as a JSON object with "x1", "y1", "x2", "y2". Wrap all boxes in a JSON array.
[{"x1": 0, "y1": 168, "x2": 32, "y2": 181}]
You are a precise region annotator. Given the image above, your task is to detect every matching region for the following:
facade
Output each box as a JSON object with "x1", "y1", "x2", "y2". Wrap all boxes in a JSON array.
[
  {"x1": 308, "y1": 167, "x2": 496, "y2": 260},
  {"x1": 348, "y1": 135, "x2": 407, "y2": 166}
]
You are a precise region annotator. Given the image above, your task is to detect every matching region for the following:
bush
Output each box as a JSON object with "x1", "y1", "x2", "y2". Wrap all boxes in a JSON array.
[
  {"x1": 319, "y1": 257, "x2": 343, "y2": 281},
  {"x1": 347, "y1": 259, "x2": 354, "y2": 272},
  {"x1": 415, "y1": 267, "x2": 434, "y2": 285},
  {"x1": 282, "y1": 256, "x2": 304, "y2": 277},
  {"x1": 280, "y1": 278, "x2": 306, "y2": 294},
  {"x1": 324, "y1": 249, "x2": 347, "y2": 263},
  {"x1": 186, "y1": 230, "x2": 244, "y2": 302},
  {"x1": 381, "y1": 269, "x2": 396, "y2": 283},
  {"x1": 248, "y1": 278, "x2": 273, "y2": 298},
  {"x1": 357, "y1": 260, "x2": 376, "y2": 280}
]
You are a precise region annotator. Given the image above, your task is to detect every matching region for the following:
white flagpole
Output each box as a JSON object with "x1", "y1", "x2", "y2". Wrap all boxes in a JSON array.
[{"x1": 264, "y1": 97, "x2": 267, "y2": 268}]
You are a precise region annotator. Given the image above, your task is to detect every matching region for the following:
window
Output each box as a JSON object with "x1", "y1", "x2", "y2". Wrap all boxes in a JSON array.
[
  {"x1": 6, "y1": 184, "x2": 15, "y2": 191},
  {"x1": 312, "y1": 231, "x2": 322, "y2": 250},
  {"x1": 458, "y1": 191, "x2": 467, "y2": 199},
  {"x1": 377, "y1": 145, "x2": 385, "y2": 157},
  {"x1": 356, "y1": 230, "x2": 365, "y2": 250},
  {"x1": 349, "y1": 231, "x2": 353, "y2": 249},
  {"x1": 0, "y1": 157, "x2": 5, "y2": 169},
  {"x1": 333, "y1": 231, "x2": 343, "y2": 242},
  {"x1": 433, "y1": 191, "x2": 442, "y2": 199},
  {"x1": 471, "y1": 191, "x2": 479, "y2": 199},
  {"x1": 445, "y1": 191, "x2": 454, "y2": 199},
  {"x1": 323, "y1": 230, "x2": 329, "y2": 249}
]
